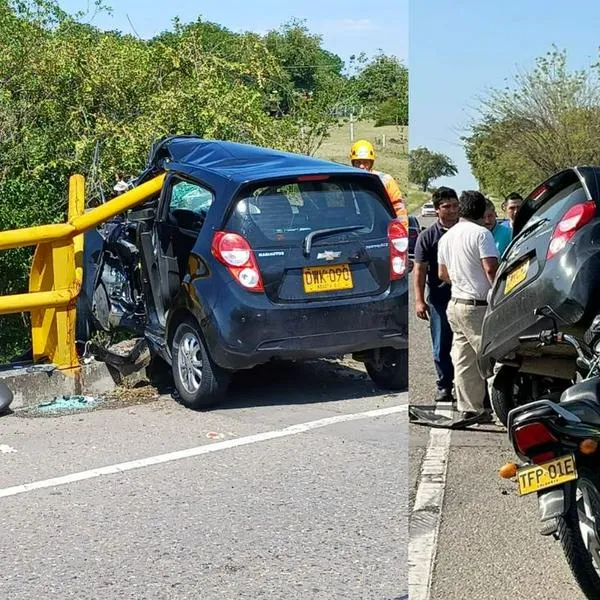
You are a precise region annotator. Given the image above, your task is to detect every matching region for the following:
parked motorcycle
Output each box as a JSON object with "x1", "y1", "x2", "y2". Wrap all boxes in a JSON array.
[{"x1": 501, "y1": 318, "x2": 600, "y2": 599}]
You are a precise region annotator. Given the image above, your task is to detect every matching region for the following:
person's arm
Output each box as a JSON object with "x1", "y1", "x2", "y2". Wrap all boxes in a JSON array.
[
  {"x1": 481, "y1": 257, "x2": 499, "y2": 284},
  {"x1": 437, "y1": 235, "x2": 450, "y2": 283},
  {"x1": 479, "y1": 230, "x2": 500, "y2": 284},
  {"x1": 438, "y1": 263, "x2": 451, "y2": 284},
  {"x1": 413, "y1": 232, "x2": 430, "y2": 320},
  {"x1": 413, "y1": 261, "x2": 429, "y2": 320}
]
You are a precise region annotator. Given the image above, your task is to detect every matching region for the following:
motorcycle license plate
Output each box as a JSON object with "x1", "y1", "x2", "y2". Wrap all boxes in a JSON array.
[
  {"x1": 517, "y1": 454, "x2": 577, "y2": 496},
  {"x1": 303, "y1": 264, "x2": 353, "y2": 293},
  {"x1": 504, "y1": 259, "x2": 529, "y2": 295}
]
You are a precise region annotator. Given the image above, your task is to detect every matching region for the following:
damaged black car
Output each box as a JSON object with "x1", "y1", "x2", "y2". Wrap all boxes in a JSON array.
[
  {"x1": 479, "y1": 166, "x2": 600, "y2": 424},
  {"x1": 77, "y1": 136, "x2": 409, "y2": 408}
]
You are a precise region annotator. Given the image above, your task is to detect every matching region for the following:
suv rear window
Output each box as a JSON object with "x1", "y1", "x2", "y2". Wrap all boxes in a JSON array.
[
  {"x1": 529, "y1": 181, "x2": 587, "y2": 223},
  {"x1": 226, "y1": 178, "x2": 391, "y2": 247},
  {"x1": 516, "y1": 170, "x2": 587, "y2": 236}
]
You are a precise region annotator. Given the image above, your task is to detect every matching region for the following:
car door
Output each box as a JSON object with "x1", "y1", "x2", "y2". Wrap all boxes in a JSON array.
[{"x1": 154, "y1": 175, "x2": 215, "y2": 314}]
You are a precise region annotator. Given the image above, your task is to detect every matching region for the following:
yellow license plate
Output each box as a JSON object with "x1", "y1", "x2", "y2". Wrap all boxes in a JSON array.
[
  {"x1": 303, "y1": 264, "x2": 353, "y2": 293},
  {"x1": 504, "y1": 259, "x2": 529, "y2": 295},
  {"x1": 517, "y1": 454, "x2": 578, "y2": 496}
]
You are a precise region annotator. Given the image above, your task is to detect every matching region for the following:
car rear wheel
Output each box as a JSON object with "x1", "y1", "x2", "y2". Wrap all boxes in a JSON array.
[
  {"x1": 365, "y1": 348, "x2": 408, "y2": 391},
  {"x1": 490, "y1": 366, "x2": 538, "y2": 427},
  {"x1": 171, "y1": 319, "x2": 231, "y2": 410}
]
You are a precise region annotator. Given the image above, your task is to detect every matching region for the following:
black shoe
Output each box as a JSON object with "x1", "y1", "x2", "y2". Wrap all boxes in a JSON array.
[
  {"x1": 435, "y1": 388, "x2": 453, "y2": 402},
  {"x1": 460, "y1": 410, "x2": 494, "y2": 425}
]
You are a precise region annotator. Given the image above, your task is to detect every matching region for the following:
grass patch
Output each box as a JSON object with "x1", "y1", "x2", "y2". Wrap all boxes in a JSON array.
[
  {"x1": 405, "y1": 186, "x2": 430, "y2": 215},
  {"x1": 315, "y1": 120, "x2": 408, "y2": 194}
]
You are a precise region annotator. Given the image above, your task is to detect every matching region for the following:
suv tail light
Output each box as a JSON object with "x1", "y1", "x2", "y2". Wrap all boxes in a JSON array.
[
  {"x1": 388, "y1": 220, "x2": 408, "y2": 280},
  {"x1": 212, "y1": 231, "x2": 264, "y2": 292},
  {"x1": 514, "y1": 421, "x2": 557, "y2": 455},
  {"x1": 547, "y1": 201, "x2": 596, "y2": 259}
]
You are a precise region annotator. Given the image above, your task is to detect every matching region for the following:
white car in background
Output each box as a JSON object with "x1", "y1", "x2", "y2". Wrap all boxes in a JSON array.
[{"x1": 421, "y1": 201, "x2": 436, "y2": 217}]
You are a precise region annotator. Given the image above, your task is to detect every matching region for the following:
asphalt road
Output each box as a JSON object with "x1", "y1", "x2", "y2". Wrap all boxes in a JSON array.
[
  {"x1": 409, "y1": 213, "x2": 585, "y2": 599},
  {"x1": 0, "y1": 359, "x2": 407, "y2": 600}
]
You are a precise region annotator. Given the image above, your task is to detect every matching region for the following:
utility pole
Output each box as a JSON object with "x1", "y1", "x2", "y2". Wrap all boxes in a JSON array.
[{"x1": 349, "y1": 113, "x2": 354, "y2": 142}]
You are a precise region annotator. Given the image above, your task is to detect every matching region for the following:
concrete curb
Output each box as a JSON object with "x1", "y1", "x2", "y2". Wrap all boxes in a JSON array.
[{"x1": 0, "y1": 359, "x2": 149, "y2": 410}]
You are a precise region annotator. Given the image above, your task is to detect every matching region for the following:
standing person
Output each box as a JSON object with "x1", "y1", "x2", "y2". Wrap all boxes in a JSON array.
[
  {"x1": 413, "y1": 187, "x2": 459, "y2": 402},
  {"x1": 483, "y1": 199, "x2": 511, "y2": 256},
  {"x1": 350, "y1": 139, "x2": 408, "y2": 229},
  {"x1": 502, "y1": 192, "x2": 523, "y2": 231},
  {"x1": 438, "y1": 190, "x2": 499, "y2": 422}
]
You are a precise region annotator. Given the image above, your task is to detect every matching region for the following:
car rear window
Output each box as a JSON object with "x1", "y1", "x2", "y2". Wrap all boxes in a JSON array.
[
  {"x1": 528, "y1": 181, "x2": 587, "y2": 224},
  {"x1": 225, "y1": 178, "x2": 391, "y2": 247}
]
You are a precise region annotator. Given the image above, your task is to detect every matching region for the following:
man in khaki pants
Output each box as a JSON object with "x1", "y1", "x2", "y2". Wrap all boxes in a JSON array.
[{"x1": 438, "y1": 191, "x2": 499, "y2": 424}]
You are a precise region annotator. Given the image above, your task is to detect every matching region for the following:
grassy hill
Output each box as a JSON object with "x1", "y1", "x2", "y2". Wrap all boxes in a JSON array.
[{"x1": 315, "y1": 121, "x2": 444, "y2": 214}]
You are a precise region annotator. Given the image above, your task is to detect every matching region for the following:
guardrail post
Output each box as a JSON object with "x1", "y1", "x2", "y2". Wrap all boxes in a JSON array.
[{"x1": 29, "y1": 175, "x2": 84, "y2": 370}]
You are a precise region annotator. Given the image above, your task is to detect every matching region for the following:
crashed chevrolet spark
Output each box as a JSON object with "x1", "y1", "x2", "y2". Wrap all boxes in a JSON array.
[{"x1": 78, "y1": 136, "x2": 409, "y2": 408}]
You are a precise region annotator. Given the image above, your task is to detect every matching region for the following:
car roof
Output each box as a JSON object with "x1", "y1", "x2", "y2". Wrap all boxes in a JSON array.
[{"x1": 136, "y1": 135, "x2": 372, "y2": 187}]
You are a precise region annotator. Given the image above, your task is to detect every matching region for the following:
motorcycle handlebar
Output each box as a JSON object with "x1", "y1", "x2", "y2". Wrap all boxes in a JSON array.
[
  {"x1": 519, "y1": 334, "x2": 543, "y2": 343},
  {"x1": 518, "y1": 330, "x2": 556, "y2": 344},
  {"x1": 518, "y1": 330, "x2": 592, "y2": 365}
]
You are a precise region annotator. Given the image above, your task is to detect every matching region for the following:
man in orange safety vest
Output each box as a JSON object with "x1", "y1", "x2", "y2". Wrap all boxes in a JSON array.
[{"x1": 350, "y1": 139, "x2": 408, "y2": 229}]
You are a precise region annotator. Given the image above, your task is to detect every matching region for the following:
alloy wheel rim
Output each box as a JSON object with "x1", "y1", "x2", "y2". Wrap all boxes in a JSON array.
[
  {"x1": 576, "y1": 478, "x2": 600, "y2": 575},
  {"x1": 177, "y1": 331, "x2": 203, "y2": 394}
]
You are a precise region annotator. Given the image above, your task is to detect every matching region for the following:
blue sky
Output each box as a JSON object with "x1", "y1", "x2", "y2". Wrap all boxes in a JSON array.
[
  {"x1": 58, "y1": 0, "x2": 407, "y2": 65},
  {"x1": 410, "y1": 0, "x2": 600, "y2": 194}
]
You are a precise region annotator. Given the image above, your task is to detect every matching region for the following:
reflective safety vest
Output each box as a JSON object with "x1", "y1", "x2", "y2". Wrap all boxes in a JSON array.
[{"x1": 373, "y1": 170, "x2": 408, "y2": 230}]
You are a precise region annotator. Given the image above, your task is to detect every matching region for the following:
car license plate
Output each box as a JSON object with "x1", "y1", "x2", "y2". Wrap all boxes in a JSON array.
[
  {"x1": 504, "y1": 259, "x2": 529, "y2": 295},
  {"x1": 517, "y1": 454, "x2": 577, "y2": 496},
  {"x1": 303, "y1": 264, "x2": 353, "y2": 293}
]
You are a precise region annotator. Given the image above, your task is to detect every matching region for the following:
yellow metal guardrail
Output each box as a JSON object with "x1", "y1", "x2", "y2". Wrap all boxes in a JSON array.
[{"x1": 0, "y1": 173, "x2": 166, "y2": 371}]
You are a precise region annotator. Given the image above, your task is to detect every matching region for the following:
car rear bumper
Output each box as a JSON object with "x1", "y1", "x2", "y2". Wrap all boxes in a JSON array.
[
  {"x1": 201, "y1": 280, "x2": 408, "y2": 371},
  {"x1": 478, "y1": 245, "x2": 600, "y2": 377}
]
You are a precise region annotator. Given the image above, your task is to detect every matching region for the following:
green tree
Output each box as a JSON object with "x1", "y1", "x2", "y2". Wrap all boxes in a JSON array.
[
  {"x1": 464, "y1": 47, "x2": 600, "y2": 197},
  {"x1": 264, "y1": 19, "x2": 347, "y2": 154},
  {"x1": 0, "y1": 2, "x2": 354, "y2": 356},
  {"x1": 409, "y1": 147, "x2": 458, "y2": 191},
  {"x1": 351, "y1": 54, "x2": 408, "y2": 125},
  {"x1": 374, "y1": 98, "x2": 404, "y2": 126}
]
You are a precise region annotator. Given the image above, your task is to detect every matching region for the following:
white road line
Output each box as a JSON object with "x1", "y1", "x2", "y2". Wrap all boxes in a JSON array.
[
  {"x1": 0, "y1": 403, "x2": 407, "y2": 499},
  {"x1": 409, "y1": 402, "x2": 453, "y2": 600}
]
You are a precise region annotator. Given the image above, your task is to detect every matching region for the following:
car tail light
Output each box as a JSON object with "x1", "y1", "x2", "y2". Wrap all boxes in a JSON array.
[
  {"x1": 212, "y1": 231, "x2": 264, "y2": 292},
  {"x1": 547, "y1": 201, "x2": 596, "y2": 259},
  {"x1": 531, "y1": 184, "x2": 548, "y2": 202},
  {"x1": 514, "y1": 422, "x2": 557, "y2": 455},
  {"x1": 388, "y1": 220, "x2": 408, "y2": 280}
]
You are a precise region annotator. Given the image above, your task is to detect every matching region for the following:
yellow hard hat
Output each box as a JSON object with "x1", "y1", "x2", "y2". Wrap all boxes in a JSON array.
[{"x1": 350, "y1": 140, "x2": 375, "y2": 162}]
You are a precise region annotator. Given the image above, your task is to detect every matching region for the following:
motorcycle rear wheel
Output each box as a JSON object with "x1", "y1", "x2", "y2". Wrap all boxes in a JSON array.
[{"x1": 558, "y1": 467, "x2": 600, "y2": 599}]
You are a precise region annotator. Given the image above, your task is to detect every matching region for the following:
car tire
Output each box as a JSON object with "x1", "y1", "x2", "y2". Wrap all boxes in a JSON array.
[
  {"x1": 365, "y1": 348, "x2": 408, "y2": 391},
  {"x1": 171, "y1": 319, "x2": 231, "y2": 410},
  {"x1": 490, "y1": 365, "x2": 537, "y2": 426},
  {"x1": 558, "y1": 468, "x2": 600, "y2": 599}
]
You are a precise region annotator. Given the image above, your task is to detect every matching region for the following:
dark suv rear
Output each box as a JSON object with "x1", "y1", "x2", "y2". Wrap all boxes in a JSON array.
[{"x1": 478, "y1": 167, "x2": 600, "y2": 421}]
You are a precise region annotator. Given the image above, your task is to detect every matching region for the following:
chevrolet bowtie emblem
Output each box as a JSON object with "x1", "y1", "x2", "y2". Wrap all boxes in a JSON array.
[{"x1": 317, "y1": 250, "x2": 341, "y2": 261}]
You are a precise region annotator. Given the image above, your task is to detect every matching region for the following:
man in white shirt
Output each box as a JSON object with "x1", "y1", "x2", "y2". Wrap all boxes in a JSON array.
[{"x1": 438, "y1": 190, "x2": 499, "y2": 423}]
